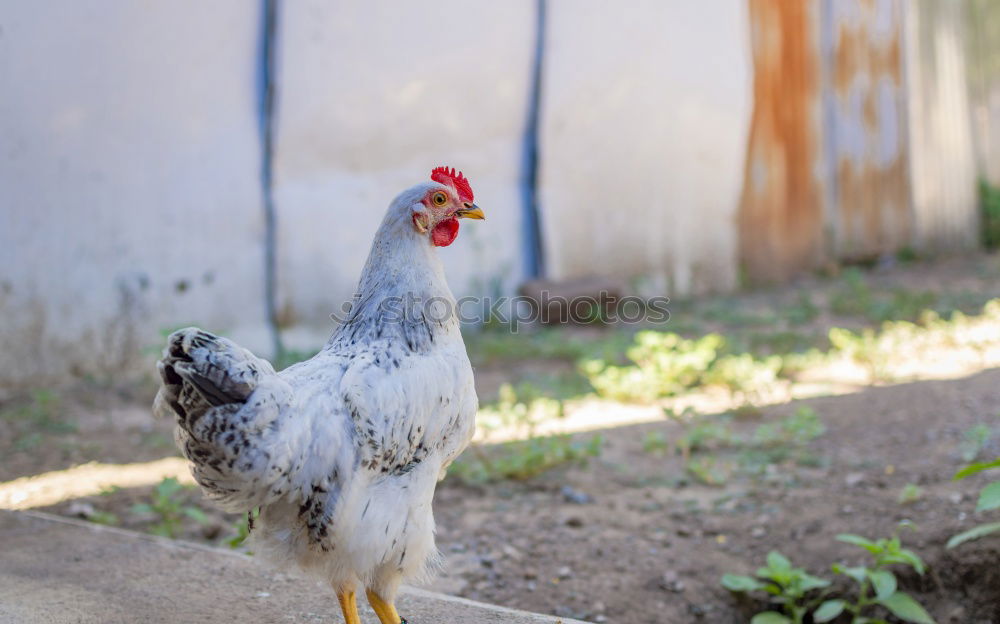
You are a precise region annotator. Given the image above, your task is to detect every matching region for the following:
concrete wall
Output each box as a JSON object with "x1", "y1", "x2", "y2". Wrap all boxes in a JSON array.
[
  {"x1": 272, "y1": 0, "x2": 534, "y2": 346},
  {"x1": 539, "y1": 0, "x2": 751, "y2": 296},
  {"x1": 0, "y1": 1, "x2": 268, "y2": 385}
]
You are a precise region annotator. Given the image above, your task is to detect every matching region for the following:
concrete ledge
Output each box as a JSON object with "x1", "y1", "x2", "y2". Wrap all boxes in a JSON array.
[{"x1": 0, "y1": 510, "x2": 587, "y2": 624}]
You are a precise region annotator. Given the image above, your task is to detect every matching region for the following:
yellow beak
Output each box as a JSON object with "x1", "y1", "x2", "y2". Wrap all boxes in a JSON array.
[{"x1": 454, "y1": 203, "x2": 485, "y2": 220}]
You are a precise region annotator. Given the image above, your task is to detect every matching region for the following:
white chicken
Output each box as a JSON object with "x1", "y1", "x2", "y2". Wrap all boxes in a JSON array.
[{"x1": 154, "y1": 167, "x2": 484, "y2": 624}]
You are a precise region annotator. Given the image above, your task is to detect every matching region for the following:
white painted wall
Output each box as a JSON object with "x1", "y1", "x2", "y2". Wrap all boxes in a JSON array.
[
  {"x1": 0, "y1": 2, "x2": 267, "y2": 384},
  {"x1": 0, "y1": 0, "x2": 756, "y2": 386},
  {"x1": 539, "y1": 0, "x2": 751, "y2": 296},
  {"x1": 272, "y1": 0, "x2": 534, "y2": 345}
]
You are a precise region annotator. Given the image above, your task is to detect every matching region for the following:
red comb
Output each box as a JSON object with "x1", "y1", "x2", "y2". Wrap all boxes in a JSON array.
[{"x1": 430, "y1": 166, "x2": 474, "y2": 203}]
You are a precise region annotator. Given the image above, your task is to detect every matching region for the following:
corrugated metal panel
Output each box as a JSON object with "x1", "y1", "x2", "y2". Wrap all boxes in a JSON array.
[
  {"x1": 967, "y1": 0, "x2": 1000, "y2": 187},
  {"x1": 823, "y1": 0, "x2": 913, "y2": 259},
  {"x1": 738, "y1": 0, "x2": 826, "y2": 282},
  {"x1": 905, "y1": 0, "x2": 977, "y2": 251}
]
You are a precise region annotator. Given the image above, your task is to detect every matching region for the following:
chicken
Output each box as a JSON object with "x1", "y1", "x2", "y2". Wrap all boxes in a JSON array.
[{"x1": 153, "y1": 167, "x2": 485, "y2": 624}]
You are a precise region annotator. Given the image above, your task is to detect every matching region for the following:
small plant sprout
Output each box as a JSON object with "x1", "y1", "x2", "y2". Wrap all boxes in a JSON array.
[
  {"x1": 948, "y1": 456, "x2": 1000, "y2": 549},
  {"x1": 449, "y1": 382, "x2": 602, "y2": 483},
  {"x1": 752, "y1": 407, "x2": 826, "y2": 447},
  {"x1": 783, "y1": 292, "x2": 819, "y2": 326},
  {"x1": 721, "y1": 550, "x2": 830, "y2": 624},
  {"x1": 449, "y1": 433, "x2": 602, "y2": 483},
  {"x1": 959, "y1": 423, "x2": 993, "y2": 462},
  {"x1": 226, "y1": 508, "x2": 259, "y2": 551},
  {"x1": 685, "y1": 456, "x2": 731, "y2": 486},
  {"x1": 641, "y1": 430, "x2": 669, "y2": 455},
  {"x1": 131, "y1": 477, "x2": 209, "y2": 538},
  {"x1": 898, "y1": 483, "x2": 924, "y2": 505},
  {"x1": 675, "y1": 417, "x2": 735, "y2": 461},
  {"x1": 87, "y1": 510, "x2": 120, "y2": 526},
  {"x1": 722, "y1": 528, "x2": 936, "y2": 624},
  {"x1": 227, "y1": 517, "x2": 251, "y2": 549},
  {"x1": 828, "y1": 527, "x2": 935, "y2": 624}
]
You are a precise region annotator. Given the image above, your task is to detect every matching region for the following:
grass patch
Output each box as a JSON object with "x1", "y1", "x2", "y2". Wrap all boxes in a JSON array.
[
  {"x1": 448, "y1": 382, "x2": 602, "y2": 483},
  {"x1": 981, "y1": 178, "x2": 1000, "y2": 250},
  {"x1": 450, "y1": 433, "x2": 602, "y2": 483},
  {"x1": 130, "y1": 477, "x2": 209, "y2": 538},
  {"x1": 0, "y1": 389, "x2": 76, "y2": 452},
  {"x1": 581, "y1": 298, "x2": 1000, "y2": 401},
  {"x1": 464, "y1": 326, "x2": 631, "y2": 366},
  {"x1": 671, "y1": 407, "x2": 827, "y2": 486}
]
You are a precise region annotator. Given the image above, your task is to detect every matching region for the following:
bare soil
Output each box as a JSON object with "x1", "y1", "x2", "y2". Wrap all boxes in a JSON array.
[
  {"x1": 433, "y1": 371, "x2": 1000, "y2": 624},
  {"x1": 26, "y1": 371, "x2": 1000, "y2": 624}
]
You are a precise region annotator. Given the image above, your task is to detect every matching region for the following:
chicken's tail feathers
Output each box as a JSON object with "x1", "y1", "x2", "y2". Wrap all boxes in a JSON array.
[
  {"x1": 155, "y1": 328, "x2": 274, "y2": 426},
  {"x1": 154, "y1": 328, "x2": 293, "y2": 510}
]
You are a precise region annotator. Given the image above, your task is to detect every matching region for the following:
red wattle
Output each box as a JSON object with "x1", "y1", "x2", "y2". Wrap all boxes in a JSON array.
[{"x1": 431, "y1": 218, "x2": 460, "y2": 247}]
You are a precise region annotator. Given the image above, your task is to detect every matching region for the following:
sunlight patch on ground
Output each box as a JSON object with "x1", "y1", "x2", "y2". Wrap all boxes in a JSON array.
[
  {"x1": 474, "y1": 341, "x2": 1000, "y2": 444},
  {"x1": 6, "y1": 309, "x2": 1000, "y2": 508},
  {"x1": 0, "y1": 457, "x2": 193, "y2": 510}
]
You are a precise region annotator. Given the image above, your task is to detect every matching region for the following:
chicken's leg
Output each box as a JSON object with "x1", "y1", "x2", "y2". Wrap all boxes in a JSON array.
[
  {"x1": 337, "y1": 588, "x2": 361, "y2": 624},
  {"x1": 366, "y1": 589, "x2": 407, "y2": 624}
]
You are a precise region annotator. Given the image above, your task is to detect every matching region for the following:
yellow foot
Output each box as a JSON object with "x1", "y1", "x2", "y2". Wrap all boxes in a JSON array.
[
  {"x1": 366, "y1": 588, "x2": 404, "y2": 624},
  {"x1": 337, "y1": 588, "x2": 361, "y2": 624}
]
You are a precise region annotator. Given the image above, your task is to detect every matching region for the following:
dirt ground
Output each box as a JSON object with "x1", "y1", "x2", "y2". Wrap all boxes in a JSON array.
[
  {"x1": 4, "y1": 253, "x2": 1000, "y2": 624},
  {"x1": 433, "y1": 371, "x2": 1000, "y2": 624},
  {"x1": 15, "y1": 372, "x2": 1000, "y2": 624}
]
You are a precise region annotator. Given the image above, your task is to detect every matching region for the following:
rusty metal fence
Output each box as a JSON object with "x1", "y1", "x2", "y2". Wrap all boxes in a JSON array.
[{"x1": 739, "y1": 0, "x2": 989, "y2": 282}]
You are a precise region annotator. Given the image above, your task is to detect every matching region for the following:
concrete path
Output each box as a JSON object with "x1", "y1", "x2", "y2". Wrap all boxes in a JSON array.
[{"x1": 0, "y1": 510, "x2": 588, "y2": 624}]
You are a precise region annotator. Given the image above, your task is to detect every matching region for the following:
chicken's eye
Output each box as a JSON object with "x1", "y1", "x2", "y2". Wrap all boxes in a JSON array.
[{"x1": 431, "y1": 192, "x2": 448, "y2": 206}]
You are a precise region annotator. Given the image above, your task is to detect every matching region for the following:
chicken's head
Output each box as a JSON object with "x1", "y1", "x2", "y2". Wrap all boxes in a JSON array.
[{"x1": 410, "y1": 166, "x2": 485, "y2": 247}]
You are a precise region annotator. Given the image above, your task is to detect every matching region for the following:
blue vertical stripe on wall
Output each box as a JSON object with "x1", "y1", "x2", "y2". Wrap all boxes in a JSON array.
[
  {"x1": 257, "y1": 0, "x2": 283, "y2": 359},
  {"x1": 521, "y1": 0, "x2": 547, "y2": 279}
]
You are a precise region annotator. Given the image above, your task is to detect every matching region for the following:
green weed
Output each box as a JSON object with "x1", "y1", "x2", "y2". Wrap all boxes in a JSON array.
[
  {"x1": 582, "y1": 332, "x2": 782, "y2": 402},
  {"x1": 685, "y1": 456, "x2": 732, "y2": 486},
  {"x1": 676, "y1": 408, "x2": 825, "y2": 478},
  {"x1": 980, "y1": 178, "x2": 1000, "y2": 250},
  {"x1": 87, "y1": 510, "x2": 120, "y2": 526},
  {"x1": 448, "y1": 382, "x2": 602, "y2": 483},
  {"x1": 131, "y1": 477, "x2": 209, "y2": 538},
  {"x1": 450, "y1": 434, "x2": 602, "y2": 483},
  {"x1": 675, "y1": 416, "x2": 736, "y2": 460},
  {"x1": 721, "y1": 551, "x2": 830, "y2": 623},
  {"x1": 959, "y1": 424, "x2": 993, "y2": 462},
  {"x1": 828, "y1": 327, "x2": 893, "y2": 383},
  {"x1": 226, "y1": 509, "x2": 259, "y2": 551},
  {"x1": 948, "y1": 457, "x2": 1000, "y2": 549},
  {"x1": 465, "y1": 328, "x2": 618, "y2": 366},
  {"x1": 828, "y1": 268, "x2": 946, "y2": 324},
  {"x1": 829, "y1": 268, "x2": 873, "y2": 318},
  {"x1": 752, "y1": 407, "x2": 826, "y2": 447},
  {"x1": 783, "y1": 292, "x2": 820, "y2": 326},
  {"x1": 642, "y1": 431, "x2": 670, "y2": 455},
  {"x1": 898, "y1": 483, "x2": 924, "y2": 505},
  {"x1": 700, "y1": 300, "x2": 777, "y2": 327},
  {"x1": 1, "y1": 390, "x2": 76, "y2": 451},
  {"x1": 722, "y1": 529, "x2": 935, "y2": 624}
]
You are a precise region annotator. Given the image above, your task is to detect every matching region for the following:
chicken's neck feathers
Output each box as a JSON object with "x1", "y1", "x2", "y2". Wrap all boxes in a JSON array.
[
  {"x1": 358, "y1": 212, "x2": 449, "y2": 302},
  {"x1": 329, "y1": 207, "x2": 458, "y2": 351}
]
